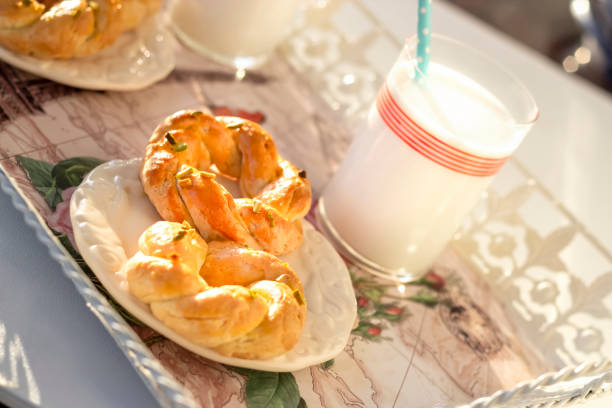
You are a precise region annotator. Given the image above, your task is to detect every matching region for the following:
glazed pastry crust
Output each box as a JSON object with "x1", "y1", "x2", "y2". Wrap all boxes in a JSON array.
[
  {"x1": 141, "y1": 110, "x2": 312, "y2": 256},
  {"x1": 0, "y1": 0, "x2": 161, "y2": 59},
  {"x1": 132, "y1": 111, "x2": 311, "y2": 359},
  {"x1": 124, "y1": 221, "x2": 307, "y2": 359}
]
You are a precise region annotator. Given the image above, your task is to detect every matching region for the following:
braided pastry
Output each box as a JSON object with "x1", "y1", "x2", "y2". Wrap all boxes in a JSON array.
[
  {"x1": 123, "y1": 221, "x2": 307, "y2": 359},
  {"x1": 0, "y1": 0, "x2": 161, "y2": 59},
  {"x1": 141, "y1": 110, "x2": 312, "y2": 256}
]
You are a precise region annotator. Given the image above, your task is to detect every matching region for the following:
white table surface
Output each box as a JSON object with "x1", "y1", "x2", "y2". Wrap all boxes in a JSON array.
[{"x1": 1, "y1": 0, "x2": 611, "y2": 407}]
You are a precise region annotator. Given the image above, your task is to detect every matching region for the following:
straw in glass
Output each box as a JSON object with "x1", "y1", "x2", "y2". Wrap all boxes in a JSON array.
[{"x1": 416, "y1": 0, "x2": 432, "y2": 81}]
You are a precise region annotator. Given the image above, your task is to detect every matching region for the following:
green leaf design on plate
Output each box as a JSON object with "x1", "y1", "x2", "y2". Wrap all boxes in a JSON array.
[
  {"x1": 352, "y1": 320, "x2": 384, "y2": 341},
  {"x1": 321, "y1": 359, "x2": 334, "y2": 370},
  {"x1": 40, "y1": 183, "x2": 63, "y2": 211},
  {"x1": 245, "y1": 371, "x2": 300, "y2": 408},
  {"x1": 297, "y1": 398, "x2": 307, "y2": 408},
  {"x1": 17, "y1": 156, "x2": 104, "y2": 210},
  {"x1": 373, "y1": 302, "x2": 405, "y2": 322},
  {"x1": 143, "y1": 334, "x2": 166, "y2": 347},
  {"x1": 55, "y1": 232, "x2": 80, "y2": 259},
  {"x1": 408, "y1": 290, "x2": 440, "y2": 308},
  {"x1": 16, "y1": 156, "x2": 53, "y2": 185},
  {"x1": 16, "y1": 155, "x2": 63, "y2": 210},
  {"x1": 51, "y1": 157, "x2": 105, "y2": 189},
  {"x1": 362, "y1": 287, "x2": 383, "y2": 302}
]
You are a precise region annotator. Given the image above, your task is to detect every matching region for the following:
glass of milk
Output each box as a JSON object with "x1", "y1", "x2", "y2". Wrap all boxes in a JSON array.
[
  {"x1": 316, "y1": 34, "x2": 539, "y2": 282},
  {"x1": 168, "y1": 0, "x2": 304, "y2": 72}
]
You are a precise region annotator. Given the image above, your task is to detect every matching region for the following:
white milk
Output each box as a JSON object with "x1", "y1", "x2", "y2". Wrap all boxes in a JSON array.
[
  {"x1": 322, "y1": 61, "x2": 529, "y2": 273},
  {"x1": 170, "y1": 0, "x2": 303, "y2": 68}
]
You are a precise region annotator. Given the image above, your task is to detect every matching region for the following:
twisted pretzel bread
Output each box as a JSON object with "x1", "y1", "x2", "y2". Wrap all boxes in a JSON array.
[
  {"x1": 141, "y1": 110, "x2": 312, "y2": 256},
  {"x1": 123, "y1": 221, "x2": 307, "y2": 359},
  {"x1": 0, "y1": 0, "x2": 161, "y2": 59}
]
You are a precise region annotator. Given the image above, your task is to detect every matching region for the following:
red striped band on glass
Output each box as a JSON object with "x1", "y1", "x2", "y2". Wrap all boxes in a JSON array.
[{"x1": 376, "y1": 82, "x2": 508, "y2": 177}]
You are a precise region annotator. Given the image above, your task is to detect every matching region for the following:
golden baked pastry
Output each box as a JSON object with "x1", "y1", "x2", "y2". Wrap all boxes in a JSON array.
[
  {"x1": 123, "y1": 221, "x2": 307, "y2": 359},
  {"x1": 141, "y1": 110, "x2": 312, "y2": 256},
  {"x1": 133, "y1": 111, "x2": 311, "y2": 358},
  {"x1": 0, "y1": 0, "x2": 161, "y2": 59}
]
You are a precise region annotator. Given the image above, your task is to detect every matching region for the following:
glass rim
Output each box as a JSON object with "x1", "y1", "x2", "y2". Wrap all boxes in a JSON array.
[{"x1": 405, "y1": 33, "x2": 540, "y2": 127}]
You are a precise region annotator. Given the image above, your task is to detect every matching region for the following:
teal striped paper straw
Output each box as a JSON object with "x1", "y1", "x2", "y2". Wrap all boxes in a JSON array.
[{"x1": 416, "y1": 0, "x2": 432, "y2": 81}]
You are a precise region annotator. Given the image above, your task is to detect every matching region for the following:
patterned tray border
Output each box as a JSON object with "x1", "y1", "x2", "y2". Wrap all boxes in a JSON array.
[{"x1": 463, "y1": 360, "x2": 612, "y2": 407}]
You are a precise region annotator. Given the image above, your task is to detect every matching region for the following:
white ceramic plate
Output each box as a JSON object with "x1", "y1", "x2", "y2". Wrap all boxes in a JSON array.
[
  {"x1": 70, "y1": 158, "x2": 357, "y2": 371},
  {"x1": 0, "y1": 16, "x2": 175, "y2": 91}
]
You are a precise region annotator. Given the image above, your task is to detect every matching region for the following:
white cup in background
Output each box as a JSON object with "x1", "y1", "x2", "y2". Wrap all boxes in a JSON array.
[{"x1": 169, "y1": 0, "x2": 304, "y2": 71}]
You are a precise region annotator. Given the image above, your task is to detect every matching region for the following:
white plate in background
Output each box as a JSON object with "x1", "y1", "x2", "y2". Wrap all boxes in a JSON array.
[{"x1": 0, "y1": 16, "x2": 175, "y2": 91}]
